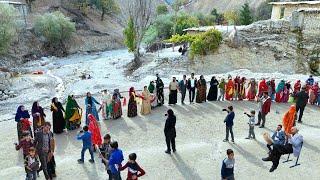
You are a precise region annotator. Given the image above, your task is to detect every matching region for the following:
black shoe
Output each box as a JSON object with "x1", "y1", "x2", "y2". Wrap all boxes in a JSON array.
[
  {"x1": 298, "y1": 121, "x2": 302, "y2": 123},
  {"x1": 89, "y1": 159, "x2": 95, "y2": 163},
  {"x1": 259, "y1": 126, "x2": 264, "y2": 128},
  {"x1": 262, "y1": 157, "x2": 272, "y2": 161},
  {"x1": 255, "y1": 123, "x2": 260, "y2": 126},
  {"x1": 269, "y1": 166, "x2": 277, "y2": 172},
  {"x1": 223, "y1": 139, "x2": 229, "y2": 142},
  {"x1": 165, "y1": 150, "x2": 171, "y2": 154},
  {"x1": 245, "y1": 137, "x2": 250, "y2": 139},
  {"x1": 173, "y1": 149, "x2": 176, "y2": 153},
  {"x1": 77, "y1": 159, "x2": 84, "y2": 164},
  {"x1": 231, "y1": 140, "x2": 235, "y2": 143}
]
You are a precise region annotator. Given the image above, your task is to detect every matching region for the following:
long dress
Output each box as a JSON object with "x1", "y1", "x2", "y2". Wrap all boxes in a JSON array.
[
  {"x1": 127, "y1": 92, "x2": 138, "y2": 117},
  {"x1": 111, "y1": 94, "x2": 122, "y2": 119},
  {"x1": 283, "y1": 105, "x2": 296, "y2": 134},
  {"x1": 238, "y1": 78, "x2": 246, "y2": 100},
  {"x1": 15, "y1": 106, "x2": 32, "y2": 141},
  {"x1": 275, "y1": 81, "x2": 285, "y2": 103},
  {"x1": 247, "y1": 80, "x2": 257, "y2": 101},
  {"x1": 225, "y1": 79, "x2": 234, "y2": 101},
  {"x1": 51, "y1": 102, "x2": 65, "y2": 134},
  {"x1": 85, "y1": 96, "x2": 100, "y2": 125},
  {"x1": 101, "y1": 92, "x2": 112, "y2": 120},
  {"x1": 233, "y1": 77, "x2": 240, "y2": 100},
  {"x1": 282, "y1": 86, "x2": 289, "y2": 103},
  {"x1": 309, "y1": 84, "x2": 319, "y2": 104},
  {"x1": 88, "y1": 114, "x2": 102, "y2": 147},
  {"x1": 31, "y1": 105, "x2": 46, "y2": 133},
  {"x1": 141, "y1": 90, "x2": 151, "y2": 115},
  {"x1": 65, "y1": 96, "x2": 82, "y2": 130},
  {"x1": 207, "y1": 79, "x2": 219, "y2": 101},
  {"x1": 169, "y1": 81, "x2": 178, "y2": 105},
  {"x1": 196, "y1": 79, "x2": 207, "y2": 103}
]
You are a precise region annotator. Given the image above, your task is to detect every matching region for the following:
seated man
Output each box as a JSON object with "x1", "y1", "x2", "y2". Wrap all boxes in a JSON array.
[
  {"x1": 262, "y1": 127, "x2": 303, "y2": 172},
  {"x1": 267, "y1": 124, "x2": 286, "y2": 151}
]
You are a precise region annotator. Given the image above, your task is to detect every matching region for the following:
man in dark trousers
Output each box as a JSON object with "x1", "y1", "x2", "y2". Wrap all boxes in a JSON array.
[
  {"x1": 164, "y1": 109, "x2": 176, "y2": 154},
  {"x1": 223, "y1": 106, "x2": 235, "y2": 143},
  {"x1": 156, "y1": 74, "x2": 164, "y2": 106},
  {"x1": 294, "y1": 85, "x2": 309, "y2": 123},
  {"x1": 256, "y1": 92, "x2": 272, "y2": 128},
  {"x1": 179, "y1": 75, "x2": 187, "y2": 104},
  {"x1": 34, "y1": 122, "x2": 55, "y2": 180},
  {"x1": 187, "y1": 73, "x2": 197, "y2": 104}
]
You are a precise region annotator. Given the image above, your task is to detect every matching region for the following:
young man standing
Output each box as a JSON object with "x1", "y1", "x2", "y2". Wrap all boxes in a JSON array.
[
  {"x1": 294, "y1": 86, "x2": 309, "y2": 123},
  {"x1": 256, "y1": 92, "x2": 272, "y2": 128},
  {"x1": 179, "y1": 75, "x2": 187, "y2": 104},
  {"x1": 221, "y1": 149, "x2": 235, "y2": 180},
  {"x1": 187, "y1": 73, "x2": 197, "y2": 104},
  {"x1": 223, "y1": 106, "x2": 235, "y2": 143}
]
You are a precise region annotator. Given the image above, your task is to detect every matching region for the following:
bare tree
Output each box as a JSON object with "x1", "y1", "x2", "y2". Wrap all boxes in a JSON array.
[{"x1": 121, "y1": 0, "x2": 155, "y2": 65}]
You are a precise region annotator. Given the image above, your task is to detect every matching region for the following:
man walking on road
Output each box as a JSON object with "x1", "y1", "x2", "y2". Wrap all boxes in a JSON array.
[{"x1": 294, "y1": 85, "x2": 309, "y2": 123}]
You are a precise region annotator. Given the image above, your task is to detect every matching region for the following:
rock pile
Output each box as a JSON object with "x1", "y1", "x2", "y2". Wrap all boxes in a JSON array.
[{"x1": 0, "y1": 71, "x2": 17, "y2": 101}]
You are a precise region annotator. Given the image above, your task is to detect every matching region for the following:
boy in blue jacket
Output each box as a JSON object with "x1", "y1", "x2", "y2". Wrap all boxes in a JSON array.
[
  {"x1": 223, "y1": 106, "x2": 235, "y2": 143},
  {"x1": 77, "y1": 126, "x2": 94, "y2": 164},
  {"x1": 221, "y1": 149, "x2": 235, "y2": 180},
  {"x1": 100, "y1": 141, "x2": 124, "y2": 180}
]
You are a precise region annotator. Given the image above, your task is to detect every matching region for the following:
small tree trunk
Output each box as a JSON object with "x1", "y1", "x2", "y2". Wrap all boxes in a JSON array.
[
  {"x1": 133, "y1": 51, "x2": 141, "y2": 66},
  {"x1": 101, "y1": 9, "x2": 105, "y2": 21}
]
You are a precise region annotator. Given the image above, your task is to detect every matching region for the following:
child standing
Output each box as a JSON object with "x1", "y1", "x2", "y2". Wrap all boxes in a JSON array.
[
  {"x1": 24, "y1": 147, "x2": 40, "y2": 180},
  {"x1": 15, "y1": 132, "x2": 34, "y2": 158},
  {"x1": 245, "y1": 110, "x2": 256, "y2": 139},
  {"x1": 221, "y1": 149, "x2": 235, "y2": 180},
  {"x1": 77, "y1": 126, "x2": 94, "y2": 164},
  {"x1": 119, "y1": 153, "x2": 145, "y2": 180}
]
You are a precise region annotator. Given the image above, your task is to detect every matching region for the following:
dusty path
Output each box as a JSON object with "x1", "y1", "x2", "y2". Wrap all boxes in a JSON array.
[{"x1": 0, "y1": 90, "x2": 320, "y2": 180}]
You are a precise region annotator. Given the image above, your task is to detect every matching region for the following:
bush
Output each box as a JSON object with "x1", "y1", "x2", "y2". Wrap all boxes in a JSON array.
[
  {"x1": 123, "y1": 17, "x2": 136, "y2": 52},
  {"x1": 167, "y1": 29, "x2": 223, "y2": 57},
  {"x1": 154, "y1": 14, "x2": 174, "y2": 39},
  {"x1": 174, "y1": 13, "x2": 199, "y2": 35},
  {"x1": 0, "y1": 4, "x2": 18, "y2": 54},
  {"x1": 239, "y1": 3, "x2": 253, "y2": 25},
  {"x1": 156, "y1": 4, "x2": 168, "y2": 15},
  {"x1": 34, "y1": 11, "x2": 76, "y2": 51},
  {"x1": 194, "y1": 13, "x2": 216, "y2": 26},
  {"x1": 224, "y1": 10, "x2": 240, "y2": 25}
]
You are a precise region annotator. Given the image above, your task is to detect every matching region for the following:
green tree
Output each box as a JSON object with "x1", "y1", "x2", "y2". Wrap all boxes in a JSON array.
[
  {"x1": 174, "y1": 13, "x2": 199, "y2": 35},
  {"x1": 34, "y1": 11, "x2": 76, "y2": 55},
  {"x1": 224, "y1": 10, "x2": 240, "y2": 25},
  {"x1": 0, "y1": 4, "x2": 18, "y2": 54},
  {"x1": 156, "y1": 4, "x2": 168, "y2": 15},
  {"x1": 211, "y1": 8, "x2": 224, "y2": 25},
  {"x1": 239, "y1": 3, "x2": 253, "y2": 25},
  {"x1": 99, "y1": 0, "x2": 120, "y2": 21},
  {"x1": 194, "y1": 13, "x2": 216, "y2": 26},
  {"x1": 123, "y1": 17, "x2": 136, "y2": 52}
]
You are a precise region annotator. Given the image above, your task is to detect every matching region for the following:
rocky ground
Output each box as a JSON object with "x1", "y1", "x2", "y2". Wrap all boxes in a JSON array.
[{"x1": 0, "y1": 91, "x2": 320, "y2": 180}]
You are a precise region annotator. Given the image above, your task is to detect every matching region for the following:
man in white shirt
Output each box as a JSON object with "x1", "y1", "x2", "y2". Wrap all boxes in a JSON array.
[
  {"x1": 262, "y1": 127, "x2": 303, "y2": 172},
  {"x1": 187, "y1": 73, "x2": 197, "y2": 104}
]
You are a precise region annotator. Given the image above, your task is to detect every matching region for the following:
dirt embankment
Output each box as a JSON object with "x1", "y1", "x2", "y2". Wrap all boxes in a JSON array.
[{"x1": 0, "y1": 0, "x2": 125, "y2": 68}]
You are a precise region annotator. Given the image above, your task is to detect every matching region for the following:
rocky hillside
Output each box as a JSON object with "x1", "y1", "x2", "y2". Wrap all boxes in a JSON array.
[{"x1": 184, "y1": 0, "x2": 265, "y2": 14}]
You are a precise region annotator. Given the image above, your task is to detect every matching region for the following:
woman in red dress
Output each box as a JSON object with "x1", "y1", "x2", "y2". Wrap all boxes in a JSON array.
[
  {"x1": 88, "y1": 114, "x2": 102, "y2": 149},
  {"x1": 247, "y1": 78, "x2": 257, "y2": 101},
  {"x1": 258, "y1": 79, "x2": 268, "y2": 97},
  {"x1": 225, "y1": 78, "x2": 234, "y2": 101}
]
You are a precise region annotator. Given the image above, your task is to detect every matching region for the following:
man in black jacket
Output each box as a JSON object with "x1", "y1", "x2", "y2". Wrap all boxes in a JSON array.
[
  {"x1": 164, "y1": 109, "x2": 176, "y2": 154},
  {"x1": 294, "y1": 86, "x2": 309, "y2": 123},
  {"x1": 187, "y1": 73, "x2": 197, "y2": 104}
]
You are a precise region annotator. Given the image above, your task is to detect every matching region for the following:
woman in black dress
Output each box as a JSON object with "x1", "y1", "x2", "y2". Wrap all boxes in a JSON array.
[
  {"x1": 207, "y1": 76, "x2": 219, "y2": 101},
  {"x1": 51, "y1": 97, "x2": 65, "y2": 134},
  {"x1": 31, "y1": 101, "x2": 46, "y2": 133}
]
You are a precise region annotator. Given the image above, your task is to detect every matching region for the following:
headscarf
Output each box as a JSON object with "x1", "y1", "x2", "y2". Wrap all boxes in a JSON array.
[
  {"x1": 259, "y1": 79, "x2": 268, "y2": 92},
  {"x1": 31, "y1": 101, "x2": 39, "y2": 115},
  {"x1": 15, "y1": 105, "x2": 30, "y2": 122},
  {"x1": 88, "y1": 114, "x2": 102, "y2": 146},
  {"x1": 129, "y1": 87, "x2": 135, "y2": 97},
  {"x1": 51, "y1": 97, "x2": 58, "y2": 111},
  {"x1": 283, "y1": 105, "x2": 296, "y2": 134},
  {"x1": 65, "y1": 95, "x2": 78, "y2": 120},
  {"x1": 276, "y1": 80, "x2": 285, "y2": 93}
]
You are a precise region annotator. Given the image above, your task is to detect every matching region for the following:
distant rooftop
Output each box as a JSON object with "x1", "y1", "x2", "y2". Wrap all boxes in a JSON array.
[
  {"x1": 269, "y1": 1, "x2": 320, "y2": 5},
  {"x1": 0, "y1": 1, "x2": 26, "y2": 5}
]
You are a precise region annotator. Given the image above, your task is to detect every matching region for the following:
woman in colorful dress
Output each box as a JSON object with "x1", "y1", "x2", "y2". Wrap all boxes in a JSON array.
[
  {"x1": 148, "y1": 81, "x2": 158, "y2": 108},
  {"x1": 247, "y1": 78, "x2": 257, "y2": 101},
  {"x1": 111, "y1": 91, "x2": 122, "y2": 119},
  {"x1": 15, "y1": 105, "x2": 32, "y2": 141},
  {"x1": 88, "y1": 114, "x2": 102, "y2": 150},
  {"x1": 258, "y1": 78, "x2": 268, "y2": 97},
  {"x1": 141, "y1": 86, "x2": 152, "y2": 115},
  {"x1": 51, "y1": 97, "x2": 65, "y2": 134},
  {"x1": 31, "y1": 101, "x2": 46, "y2": 133},
  {"x1": 196, "y1": 75, "x2": 207, "y2": 103},
  {"x1": 275, "y1": 80, "x2": 285, "y2": 103},
  {"x1": 207, "y1": 76, "x2": 219, "y2": 101},
  {"x1": 101, "y1": 90, "x2": 112, "y2": 120},
  {"x1": 282, "y1": 86, "x2": 290, "y2": 103},
  {"x1": 309, "y1": 82, "x2": 319, "y2": 104},
  {"x1": 225, "y1": 77, "x2": 234, "y2": 101},
  {"x1": 85, "y1": 92, "x2": 100, "y2": 125},
  {"x1": 127, "y1": 87, "x2": 138, "y2": 117},
  {"x1": 65, "y1": 95, "x2": 82, "y2": 130},
  {"x1": 293, "y1": 80, "x2": 301, "y2": 95},
  {"x1": 238, "y1": 77, "x2": 246, "y2": 100},
  {"x1": 283, "y1": 105, "x2": 296, "y2": 134}
]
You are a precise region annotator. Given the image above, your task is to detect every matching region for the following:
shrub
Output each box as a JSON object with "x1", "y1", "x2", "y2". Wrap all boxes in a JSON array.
[
  {"x1": 154, "y1": 14, "x2": 174, "y2": 39},
  {"x1": 0, "y1": 4, "x2": 18, "y2": 54},
  {"x1": 34, "y1": 11, "x2": 76, "y2": 52},
  {"x1": 224, "y1": 10, "x2": 240, "y2": 25},
  {"x1": 123, "y1": 17, "x2": 136, "y2": 52},
  {"x1": 194, "y1": 13, "x2": 216, "y2": 26},
  {"x1": 239, "y1": 3, "x2": 253, "y2": 25},
  {"x1": 173, "y1": 13, "x2": 199, "y2": 35},
  {"x1": 156, "y1": 4, "x2": 168, "y2": 15}
]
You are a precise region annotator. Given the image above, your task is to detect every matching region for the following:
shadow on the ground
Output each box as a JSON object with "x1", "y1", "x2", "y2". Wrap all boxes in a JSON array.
[{"x1": 170, "y1": 152, "x2": 202, "y2": 180}]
